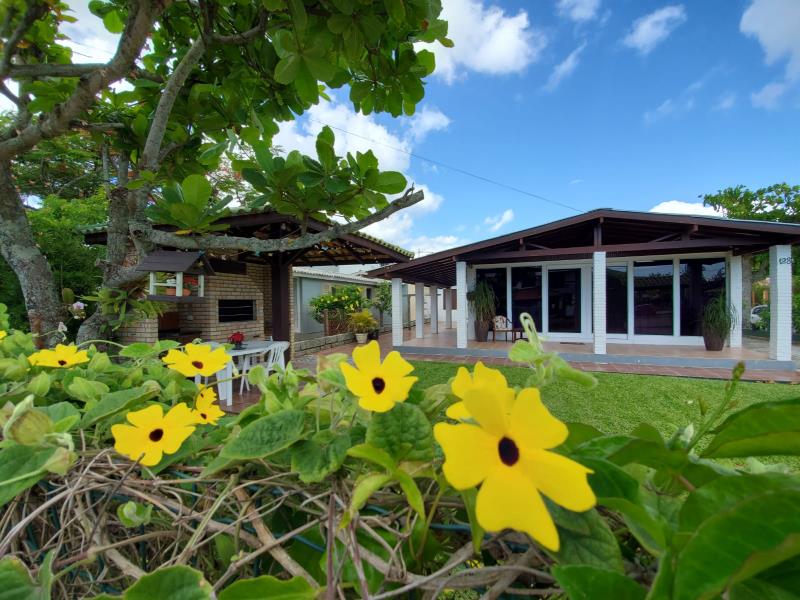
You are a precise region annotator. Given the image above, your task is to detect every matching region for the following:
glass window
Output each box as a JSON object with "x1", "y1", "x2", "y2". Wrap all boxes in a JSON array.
[
  {"x1": 680, "y1": 258, "x2": 726, "y2": 336},
  {"x1": 634, "y1": 261, "x2": 673, "y2": 335},
  {"x1": 511, "y1": 266, "x2": 542, "y2": 332},
  {"x1": 548, "y1": 268, "x2": 582, "y2": 333},
  {"x1": 606, "y1": 266, "x2": 628, "y2": 334},
  {"x1": 476, "y1": 268, "x2": 508, "y2": 319}
]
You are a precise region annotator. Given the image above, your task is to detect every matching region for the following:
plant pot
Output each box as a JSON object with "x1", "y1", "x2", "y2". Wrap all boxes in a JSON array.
[
  {"x1": 355, "y1": 333, "x2": 368, "y2": 344},
  {"x1": 367, "y1": 328, "x2": 380, "y2": 341},
  {"x1": 475, "y1": 321, "x2": 490, "y2": 343},
  {"x1": 702, "y1": 329, "x2": 726, "y2": 351}
]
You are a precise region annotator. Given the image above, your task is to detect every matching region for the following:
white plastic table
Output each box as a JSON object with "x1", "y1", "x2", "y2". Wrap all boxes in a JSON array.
[{"x1": 195, "y1": 340, "x2": 277, "y2": 406}]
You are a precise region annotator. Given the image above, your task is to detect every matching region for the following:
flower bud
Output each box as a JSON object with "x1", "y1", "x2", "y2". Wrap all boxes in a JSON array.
[{"x1": 3, "y1": 395, "x2": 54, "y2": 446}]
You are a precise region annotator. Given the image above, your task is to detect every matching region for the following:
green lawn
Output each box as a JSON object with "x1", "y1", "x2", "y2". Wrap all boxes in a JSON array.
[{"x1": 411, "y1": 360, "x2": 800, "y2": 440}]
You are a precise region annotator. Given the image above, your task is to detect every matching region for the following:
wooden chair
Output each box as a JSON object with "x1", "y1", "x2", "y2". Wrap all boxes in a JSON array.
[{"x1": 492, "y1": 315, "x2": 515, "y2": 341}]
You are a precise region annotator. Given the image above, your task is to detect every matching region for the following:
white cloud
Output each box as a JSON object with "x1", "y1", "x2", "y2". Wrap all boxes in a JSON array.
[
  {"x1": 622, "y1": 5, "x2": 687, "y2": 55},
  {"x1": 643, "y1": 71, "x2": 716, "y2": 123},
  {"x1": 408, "y1": 106, "x2": 451, "y2": 142},
  {"x1": 426, "y1": 0, "x2": 546, "y2": 84},
  {"x1": 741, "y1": 0, "x2": 800, "y2": 81},
  {"x1": 484, "y1": 209, "x2": 514, "y2": 232},
  {"x1": 557, "y1": 0, "x2": 601, "y2": 22},
  {"x1": 713, "y1": 92, "x2": 737, "y2": 111},
  {"x1": 569, "y1": 178, "x2": 583, "y2": 185},
  {"x1": 544, "y1": 42, "x2": 587, "y2": 92},
  {"x1": 751, "y1": 81, "x2": 788, "y2": 109},
  {"x1": 62, "y1": 3, "x2": 119, "y2": 63},
  {"x1": 650, "y1": 200, "x2": 723, "y2": 217}
]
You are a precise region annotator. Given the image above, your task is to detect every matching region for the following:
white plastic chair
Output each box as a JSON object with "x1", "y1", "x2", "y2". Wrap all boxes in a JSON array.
[{"x1": 239, "y1": 341, "x2": 290, "y2": 394}]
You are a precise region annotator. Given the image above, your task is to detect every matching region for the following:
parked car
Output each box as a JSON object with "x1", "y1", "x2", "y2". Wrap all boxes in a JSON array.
[{"x1": 750, "y1": 304, "x2": 768, "y2": 326}]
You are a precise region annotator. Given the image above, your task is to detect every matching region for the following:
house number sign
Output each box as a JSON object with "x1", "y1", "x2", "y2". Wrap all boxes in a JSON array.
[{"x1": 779, "y1": 257, "x2": 794, "y2": 265}]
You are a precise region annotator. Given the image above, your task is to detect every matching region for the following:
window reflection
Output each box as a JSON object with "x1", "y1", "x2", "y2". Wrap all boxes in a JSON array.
[{"x1": 634, "y1": 261, "x2": 673, "y2": 335}]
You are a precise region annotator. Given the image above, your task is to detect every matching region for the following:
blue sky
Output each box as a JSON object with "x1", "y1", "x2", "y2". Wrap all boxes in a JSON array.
[{"x1": 6, "y1": 0, "x2": 800, "y2": 256}]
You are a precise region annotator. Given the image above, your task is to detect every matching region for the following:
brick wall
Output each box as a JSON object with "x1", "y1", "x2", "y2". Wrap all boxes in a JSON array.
[{"x1": 117, "y1": 317, "x2": 158, "y2": 344}]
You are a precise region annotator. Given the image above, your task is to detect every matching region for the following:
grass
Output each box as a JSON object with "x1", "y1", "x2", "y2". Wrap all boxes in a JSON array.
[{"x1": 410, "y1": 360, "x2": 800, "y2": 441}]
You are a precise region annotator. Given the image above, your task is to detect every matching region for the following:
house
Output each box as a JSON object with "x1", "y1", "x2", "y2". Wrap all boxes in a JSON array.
[
  {"x1": 82, "y1": 207, "x2": 411, "y2": 358},
  {"x1": 369, "y1": 209, "x2": 800, "y2": 370}
]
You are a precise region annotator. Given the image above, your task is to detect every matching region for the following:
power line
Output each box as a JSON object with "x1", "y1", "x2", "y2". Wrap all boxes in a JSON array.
[{"x1": 307, "y1": 117, "x2": 582, "y2": 214}]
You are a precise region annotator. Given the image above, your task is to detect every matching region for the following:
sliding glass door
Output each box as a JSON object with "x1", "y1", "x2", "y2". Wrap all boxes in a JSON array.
[
  {"x1": 511, "y1": 266, "x2": 542, "y2": 331},
  {"x1": 633, "y1": 260, "x2": 674, "y2": 335},
  {"x1": 548, "y1": 268, "x2": 582, "y2": 333}
]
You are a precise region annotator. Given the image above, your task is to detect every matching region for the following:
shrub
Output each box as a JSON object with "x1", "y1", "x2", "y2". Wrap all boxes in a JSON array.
[
  {"x1": 1, "y1": 306, "x2": 800, "y2": 598},
  {"x1": 349, "y1": 309, "x2": 377, "y2": 333}
]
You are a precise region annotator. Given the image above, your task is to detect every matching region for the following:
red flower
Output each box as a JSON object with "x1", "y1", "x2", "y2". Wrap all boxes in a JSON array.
[{"x1": 228, "y1": 331, "x2": 245, "y2": 344}]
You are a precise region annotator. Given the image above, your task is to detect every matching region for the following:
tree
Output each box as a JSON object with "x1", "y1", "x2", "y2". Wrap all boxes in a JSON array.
[
  {"x1": 372, "y1": 280, "x2": 392, "y2": 327},
  {"x1": 0, "y1": 0, "x2": 450, "y2": 344},
  {"x1": 702, "y1": 183, "x2": 800, "y2": 327}
]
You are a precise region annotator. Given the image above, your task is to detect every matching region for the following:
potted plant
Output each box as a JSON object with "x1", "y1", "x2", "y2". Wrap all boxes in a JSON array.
[
  {"x1": 702, "y1": 295, "x2": 735, "y2": 351},
  {"x1": 228, "y1": 331, "x2": 245, "y2": 350},
  {"x1": 350, "y1": 310, "x2": 377, "y2": 344},
  {"x1": 468, "y1": 280, "x2": 496, "y2": 343}
]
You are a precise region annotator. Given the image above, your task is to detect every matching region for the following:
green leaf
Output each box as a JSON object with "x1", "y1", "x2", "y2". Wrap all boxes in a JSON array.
[
  {"x1": 80, "y1": 385, "x2": 159, "y2": 427},
  {"x1": 26, "y1": 372, "x2": 50, "y2": 397},
  {"x1": 274, "y1": 55, "x2": 301, "y2": 84},
  {"x1": 341, "y1": 472, "x2": 393, "y2": 527},
  {"x1": 550, "y1": 505, "x2": 624, "y2": 573},
  {"x1": 124, "y1": 566, "x2": 211, "y2": 600},
  {"x1": 0, "y1": 445, "x2": 57, "y2": 508},
  {"x1": 673, "y1": 489, "x2": 800, "y2": 600},
  {"x1": 703, "y1": 398, "x2": 800, "y2": 458},
  {"x1": 221, "y1": 410, "x2": 305, "y2": 460},
  {"x1": 383, "y1": 0, "x2": 405, "y2": 23},
  {"x1": 347, "y1": 443, "x2": 396, "y2": 470},
  {"x1": 290, "y1": 433, "x2": 350, "y2": 483},
  {"x1": 67, "y1": 376, "x2": 109, "y2": 404},
  {"x1": 552, "y1": 565, "x2": 646, "y2": 600},
  {"x1": 102, "y1": 10, "x2": 125, "y2": 33},
  {"x1": 39, "y1": 402, "x2": 80, "y2": 432},
  {"x1": 181, "y1": 174, "x2": 212, "y2": 208},
  {"x1": 287, "y1": 0, "x2": 307, "y2": 32},
  {"x1": 0, "y1": 556, "x2": 47, "y2": 600},
  {"x1": 372, "y1": 171, "x2": 406, "y2": 194},
  {"x1": 117, "y1": 500, "x2": 153, "y2": 528},
  {"x1": 394, "y1": 468, "x2": 425, "y2": 519},
  {"x1": 459, "y1": 487, "x2": 484, "y2": 553},
  {"x1": 365, "y1": 402, "x2": 433, "y2": 463},
  {"x1": 218, "y1": 575, "x2": 317, "y2": 600}
]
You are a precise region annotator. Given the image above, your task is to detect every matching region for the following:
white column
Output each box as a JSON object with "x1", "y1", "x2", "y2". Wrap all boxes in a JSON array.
[
  {"x1": 456, "y1": 262, "x2": 468, "y2": 349},
  {"x1": 592, "y1": 252, "x2": 607, "y2": 354},
  {"x1": 391, "y1": 278, "x2": 403, "y2": 347},
  {"x1": 769, "y1": 245, "x2": 792, "y2": 361},
  {"x1": 729, "y1": 255, "x2": 743, "y2": 348},
  {"x1": 445, "y1": 288, "x2": 453, "y2": 329},
  {"x1": 415, "y1": 282, "x2": 425, "y2": 338},
  {"x1": 429, "y1": 286, "x2": 439, "y2": 334}
]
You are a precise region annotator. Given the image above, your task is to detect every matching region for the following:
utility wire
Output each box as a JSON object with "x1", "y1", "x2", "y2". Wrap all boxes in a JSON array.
[{"x1": 308, "y1": 117, "x2": 582, "y2": 214}]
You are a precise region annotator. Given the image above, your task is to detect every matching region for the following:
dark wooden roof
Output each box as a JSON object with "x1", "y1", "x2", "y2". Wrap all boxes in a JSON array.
[
  {"x1": 82, "y1": 209, "x2": 411, "y2": 267},
  {"x1": 368, "y1": 208, "x2": 800, "y2": 287},
  {"x1": 135, "y1": 250, "x2": 215, "y2": 274}
]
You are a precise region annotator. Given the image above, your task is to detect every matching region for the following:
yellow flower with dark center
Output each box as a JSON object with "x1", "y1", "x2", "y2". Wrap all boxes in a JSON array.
[
  {"x1": 192, "y1": 385, "x2": 225, "y2": 425},
  {"x1": 162, "y1": 343, "x2": 231, "y2": 377},
  {"x1": 434, "y1": 386, "x2": 596, "y2": 551},
  {"x1": 111, "y1": 403, "x2": 196, "y2": 466},
  {"x1": 28, "y1": 344, "x2": 89, "y2": 368},
  {"x1": 340, "y1": 340, "x2": 417, "y2": 412},
  {"x1": 446, "y1": 361, "x2": 515, "y2": 421}
]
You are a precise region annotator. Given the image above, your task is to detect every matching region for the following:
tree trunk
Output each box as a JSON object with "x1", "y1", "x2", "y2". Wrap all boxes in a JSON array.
[
  {"x1": 0, "y1": 159, "x2": 64, "y2": 345},
  {"x1": 742, "y1": 254, "x2": 753, "y2": 331}
]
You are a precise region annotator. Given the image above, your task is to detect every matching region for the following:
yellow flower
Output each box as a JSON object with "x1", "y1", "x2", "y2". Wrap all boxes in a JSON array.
[
  {"x1": 192, "y1": 385, "x2": 225, "y2": 425},
  {"x1": 162, "y1": 343, "x2": 231, "y2": 377},
  {"x1": 28, "y1": 344, "x2": 89, "y2": 368},
  {"x1": 446, "y1": 361, "x2": 515, "y2": 421},
  {"x1": 111, "y1": 403, "x2": 196, "y2": 466},
  {"x1": 434, "y1": 386, "x2": 596, "y2": 551},
  {"x1": 340, "y1": 340, "x2": 417, "y2": 412},
  {"x1": 0, "y1": 330, "x2": 6, "y2": 340}
]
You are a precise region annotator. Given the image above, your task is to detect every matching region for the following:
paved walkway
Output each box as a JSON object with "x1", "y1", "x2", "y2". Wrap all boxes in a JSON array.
[{"x1": 293, "y1": 329, "x2": 800, "y2": 383}]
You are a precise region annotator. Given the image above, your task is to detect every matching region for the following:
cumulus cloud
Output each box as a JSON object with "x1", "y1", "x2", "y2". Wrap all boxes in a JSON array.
[
  {"x1": 741, "y1": 0, "x2": 800, "y2": 81},
  {"x1": 426, "y1": 0, "x2": 546, "y2": 83},
  {"x1": 544, "y1": 42, "x2": 587, "y2": 92},
  {"x1": 557, "y1": 0, "x2": 601, "y2": 22},
  {"x1": 650, "y1": 200, "x2": 724, "y2": 217},
  {"x1": 623, "y1": 5, "x2": 687, "y2": 55},
  {"x1": 407, "y1": 106, "x2": 451, "y2": 142},
  {"x1": 484, "y1": 209, "x2": 514, "y2": 232}
]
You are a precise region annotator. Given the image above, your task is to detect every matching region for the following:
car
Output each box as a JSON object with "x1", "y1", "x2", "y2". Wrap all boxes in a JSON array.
[{"x1": 750, "y1": 304, "x2": 768, "y2": 326}]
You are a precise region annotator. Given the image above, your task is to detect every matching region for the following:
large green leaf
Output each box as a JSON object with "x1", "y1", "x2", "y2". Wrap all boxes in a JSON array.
[
  {"x1": 181, "y1": 174, "x2": 212, "y2": 208},
  {"x1": 124, "y1": 566, "x2": 211, "y2": 600},
  {"x1": 218, "y1": 575, "x2": 316, "y2": 600},
  {"x1": 221, "y1": 410, "x2": 305, "y2": 460},
  {"x1": 702, "y1": 398, "x2": 800, "y2": 458},
  {"x1": 674, "y1": 489, "x2": 800, "y2": 600},
  {"x1": 0, "y1": 445, "x2": 57, "y2": 508},
  {"x1": 552, "y1": 565, "x2": 646, "y2": 600},
  {"x1": 550, "y1": 505, "x2": 624, "y2": 573},
  {"x1": 365, "y1": 402, "x2": 433, "y2": 463},
  {"x1": 290, "y1": 432, "x2": 350, "y2": 483},
  {"x1": 0, "y1": 556, "x2": 47, "y2": 600},
  {"x1": 80, "y1": 385, "x2": 159, "y2": 427}
]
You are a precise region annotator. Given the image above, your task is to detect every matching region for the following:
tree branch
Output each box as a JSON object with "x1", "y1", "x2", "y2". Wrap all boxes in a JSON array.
[
  {"x1": 5, "y1": 63, "x2": 105, "y2": 78},
  {"x1": 211, "y1": 11, "x2": 267, "y2": 44},
  {"x1": 0, "y1": 0, "x2": 166, "y2": 161},
  {"x1": 0, "y1": 1, "x2": 47, "y2": 77},
  {"x1": 131, "y1": 188, "x2": 424, "y2": 254}
]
